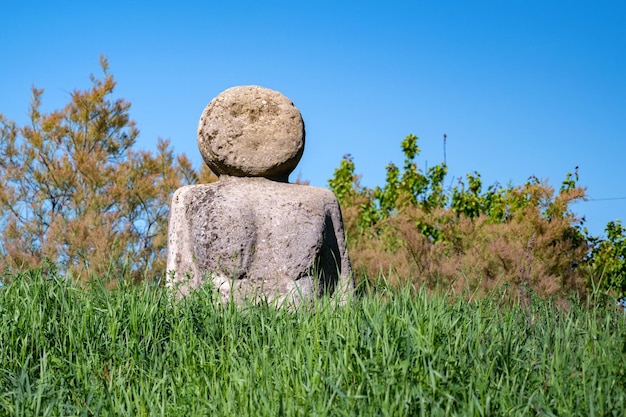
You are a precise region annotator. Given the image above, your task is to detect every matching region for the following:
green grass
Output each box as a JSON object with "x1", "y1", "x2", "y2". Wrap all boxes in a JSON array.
[{"x1": 0, "y1": 270, "x2": 625, "y2": 416}]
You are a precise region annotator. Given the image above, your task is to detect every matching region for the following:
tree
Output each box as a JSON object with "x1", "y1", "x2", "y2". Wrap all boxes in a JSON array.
[{"x1": 0, "y1": 56, "x2": 212, "y2": 283}]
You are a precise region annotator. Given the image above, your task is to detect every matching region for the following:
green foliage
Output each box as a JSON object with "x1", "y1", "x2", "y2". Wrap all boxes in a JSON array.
[
  {"x1": 329, "y1": 135, "x2": 450, "y2": 235},
  {"x1": 374, "y1": 162, "x2": 400, "y2": 217},
  {"x1": 589, "y1": 220, "x2": 626, "y2": 296},
  {"x1": 451, "y1": 171, "x2": 485, "y2": 219},
  {"x1": 328, "y1": 154, "x2": 354, "y2": 206},
  {"x1": 1, "y1": 272, "x2": 625, "y2": 416},
  {"x1": 328, "y1": 154, "x2": 381, "y2": 232},
  {"x1": 398, "y1": 133, "x2": 428, "y2": 206},
  {"x1": 373, "y1": 134, "x2": 449, "y2": 217}
]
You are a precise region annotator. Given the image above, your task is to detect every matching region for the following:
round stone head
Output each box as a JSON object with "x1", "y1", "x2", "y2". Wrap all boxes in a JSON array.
[{"x1": 197, "y1": 85, "x2": 305, "y2": 182}]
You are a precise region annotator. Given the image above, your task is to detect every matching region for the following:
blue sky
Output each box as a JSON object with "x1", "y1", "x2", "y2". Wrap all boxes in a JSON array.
[{"x1": 1, "y1": 1, "x2": 624, "y2": 238}]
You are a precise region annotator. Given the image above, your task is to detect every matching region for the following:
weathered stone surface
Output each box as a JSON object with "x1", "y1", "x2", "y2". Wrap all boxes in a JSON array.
[
  {"x1": 166, "y1": 177, "x2": 353, "y2": 305},
  {"x1": 167, "y1": 85, "x2": 353, "y2": 306},
  {"x1": 197, "y1": 85, "x2": 305, "y2": 182}
]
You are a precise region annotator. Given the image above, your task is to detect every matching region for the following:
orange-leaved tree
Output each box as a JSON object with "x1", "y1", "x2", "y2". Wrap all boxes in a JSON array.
[{"x1": 0, "y1": 56, "x2": 213, "y2": 283}]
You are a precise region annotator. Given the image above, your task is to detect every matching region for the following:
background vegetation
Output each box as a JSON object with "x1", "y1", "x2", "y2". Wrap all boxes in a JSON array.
[
  {"x1": 328, "y1": 135, "x2": 626, "y2": 302},
  {"x1": 0, "y1": 59, "x2": 623, "y2": 301}
]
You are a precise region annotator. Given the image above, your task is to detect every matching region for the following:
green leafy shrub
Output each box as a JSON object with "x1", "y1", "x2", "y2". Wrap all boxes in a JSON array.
[
  {"x1": 330, "y1": 134, "x2": 589, "y2": 301},
  {"x1": 589, "y1": 220, "x2": 626, "y2": 296}
]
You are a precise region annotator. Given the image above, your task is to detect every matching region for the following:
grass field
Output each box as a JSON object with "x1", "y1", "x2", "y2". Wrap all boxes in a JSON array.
[{"x1": 0, "y1": 270, "x2": 625, "y2": 416}]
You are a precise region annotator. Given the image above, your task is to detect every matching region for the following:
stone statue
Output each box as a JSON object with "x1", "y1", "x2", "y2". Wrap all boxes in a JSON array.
[{"x1": 166, "y1": 86, "x2": 353, "y2": 306}]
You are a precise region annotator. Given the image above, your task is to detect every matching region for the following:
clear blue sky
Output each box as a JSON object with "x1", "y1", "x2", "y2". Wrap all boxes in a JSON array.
[{"x1": 1, "y1": 1, "x2": 624, "y2": 238}]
